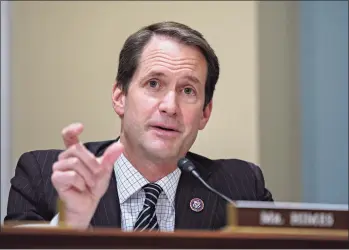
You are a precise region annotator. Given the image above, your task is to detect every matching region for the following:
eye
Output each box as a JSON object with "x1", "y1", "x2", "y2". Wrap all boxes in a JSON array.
[
  {"x1": 148, "y1": 79, "x2": 159, "y2": 88},
  {"x1": 183, "y1": 87, "x2": 195, "y2": 95}
]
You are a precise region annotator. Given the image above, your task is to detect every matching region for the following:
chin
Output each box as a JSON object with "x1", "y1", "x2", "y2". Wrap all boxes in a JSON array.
[{"x1": 144, "y1": 141, "x2": 179, "y2": 160}]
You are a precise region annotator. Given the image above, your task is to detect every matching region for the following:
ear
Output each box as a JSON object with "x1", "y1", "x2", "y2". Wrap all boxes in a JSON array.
[
  {"x1": 199, "y1": 100, "x2": 213, "y2": 130},
  {"x1": 112, "y1": 82, "x2": 125, "y2": 117}
]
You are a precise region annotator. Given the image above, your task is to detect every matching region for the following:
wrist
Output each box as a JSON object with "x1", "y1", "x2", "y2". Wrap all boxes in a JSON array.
[{"x1": 64, "y1": 204, "x2": 98, "y2": 229}]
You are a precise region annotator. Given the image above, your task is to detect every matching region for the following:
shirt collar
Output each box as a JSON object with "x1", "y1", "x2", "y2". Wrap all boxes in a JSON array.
[{"x1": 114, "y1": 153, "x2": 181, "y2": 207}]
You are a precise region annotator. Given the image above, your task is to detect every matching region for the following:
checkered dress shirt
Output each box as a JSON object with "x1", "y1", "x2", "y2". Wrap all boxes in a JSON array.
[{"x1": 114, "y1": 153, "x2": 181, "y2": 232}]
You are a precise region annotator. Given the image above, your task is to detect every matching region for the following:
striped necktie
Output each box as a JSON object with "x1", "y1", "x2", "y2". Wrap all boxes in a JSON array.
[{"x1": 134, "y1": 183, "x2": 163, "y2": 231}]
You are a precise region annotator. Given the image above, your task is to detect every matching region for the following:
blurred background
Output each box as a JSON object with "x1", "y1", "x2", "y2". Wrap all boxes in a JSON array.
[{"x1": 1, "y1": 1, "x2": 348, "y2": 222}]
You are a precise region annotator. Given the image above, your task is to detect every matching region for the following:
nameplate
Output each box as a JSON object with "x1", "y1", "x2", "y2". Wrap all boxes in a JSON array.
[{"x1": 227, "y1": 201, "x2": 348, "y2": 231}]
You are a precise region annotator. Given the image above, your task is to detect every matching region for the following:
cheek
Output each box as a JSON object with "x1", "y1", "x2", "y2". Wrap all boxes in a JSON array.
[
  {"x1": 125, "y1": 93, "x2": 158, "y2": 122},
  {"x1": 182, "y1": 109, "x2": 203, "y2": 130}
]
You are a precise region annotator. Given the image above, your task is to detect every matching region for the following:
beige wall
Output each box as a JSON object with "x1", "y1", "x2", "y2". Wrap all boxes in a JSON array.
[
  {"x1": 257, "y1": 1, "x2": 301, "y2": 202},
  {"x1": 11, "y1": 1, "x2": 259, "y2": 163},
  {"x1": 7, "y1": 1, "x2": 300, "y2": 212}
]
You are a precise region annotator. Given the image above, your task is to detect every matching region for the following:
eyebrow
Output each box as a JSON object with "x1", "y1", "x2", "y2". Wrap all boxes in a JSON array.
[
  {"x1": 141, "y1": 71, "x2": 202, "y2": 85},
  {"x1": 146, "y1": 71, "x2": 166, "y2": 79},
  {"x1": 182, "y1": 75, "x2": 201, "y2": 85},
  {"x1": 140, "y1": 71, "x2": 166, "y2": 83}
]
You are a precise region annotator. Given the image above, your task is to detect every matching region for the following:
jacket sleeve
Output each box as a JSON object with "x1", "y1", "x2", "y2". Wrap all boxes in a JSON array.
[{"x1": 4, "y1": 151, "x2": 54, "y2": 223}]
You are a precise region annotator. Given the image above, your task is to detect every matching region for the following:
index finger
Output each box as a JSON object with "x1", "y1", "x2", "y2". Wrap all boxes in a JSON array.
[{"x1": 61, "y1": 123, "x2": 84, "y2": 148}]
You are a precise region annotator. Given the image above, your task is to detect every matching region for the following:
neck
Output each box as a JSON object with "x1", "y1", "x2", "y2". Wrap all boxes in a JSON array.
[{"x1": 119, "y1": 136, "x2": 178, "y2": 182}]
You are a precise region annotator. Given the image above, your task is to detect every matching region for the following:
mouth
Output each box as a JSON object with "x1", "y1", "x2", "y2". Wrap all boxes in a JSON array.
[
  {"x1": 149, "y1": 124, "x2": 181, "y2": 138},
  {"x1": 152, "y1": 125, "x2": 179, "y2": 132}
]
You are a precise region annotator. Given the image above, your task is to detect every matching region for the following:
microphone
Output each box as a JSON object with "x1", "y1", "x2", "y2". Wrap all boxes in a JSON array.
[{"x1": 177, "y1": 157, "x2": 236, "y2": 206}]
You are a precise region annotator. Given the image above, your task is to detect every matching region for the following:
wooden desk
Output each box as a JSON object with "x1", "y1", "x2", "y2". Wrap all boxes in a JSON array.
[{"x1": 1, "y1": 226, "x2": 348, "y2": 248}]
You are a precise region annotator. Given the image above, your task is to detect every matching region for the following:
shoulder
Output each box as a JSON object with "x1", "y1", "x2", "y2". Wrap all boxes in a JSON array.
[
  {"x1": 186, "y1": 151, "x2": 273, "y2": 201},
  {"x1": 21, "y1": 139, "x2": 117, "y2": 157},
  {"x1": 186, "y1": 151, "x2": 263, "y2": 180},
  {"x1": 16, "y1": 139, "x2": 117, "y2": 173}
]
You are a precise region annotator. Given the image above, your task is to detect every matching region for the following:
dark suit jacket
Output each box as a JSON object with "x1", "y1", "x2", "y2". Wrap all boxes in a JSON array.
[{"x1": 5, "y1": 139, "x2": 273, "y2": 230}]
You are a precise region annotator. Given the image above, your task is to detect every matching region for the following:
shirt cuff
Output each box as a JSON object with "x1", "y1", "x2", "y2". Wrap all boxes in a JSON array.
[{"x1": 49, "y1": 213, "x2": 59, "y2": 226}]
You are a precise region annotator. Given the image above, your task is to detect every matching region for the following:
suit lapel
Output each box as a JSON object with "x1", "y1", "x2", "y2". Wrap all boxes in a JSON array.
[
  {"x1": 175, "y1": 155, "x2": 220, "y2": 230},
  {"x1": 90, "y1": 139, "x2": 122, "y2": 228},
  {"x1": 91, "y1": 172, "x2": 121, "y2": 228},
  {"x1": 85, "y1": 139, "x2": 220, "y2": 230}
]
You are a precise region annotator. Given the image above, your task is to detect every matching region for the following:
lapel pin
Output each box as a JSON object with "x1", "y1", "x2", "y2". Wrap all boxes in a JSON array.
[{"x1": 190, "y1": 198, "x2": 204, "y2": 212}]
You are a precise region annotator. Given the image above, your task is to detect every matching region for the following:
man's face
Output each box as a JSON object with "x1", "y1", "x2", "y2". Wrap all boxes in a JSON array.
[{"x1": 113, "y1": 35, "x2": 212, "y2": 163}]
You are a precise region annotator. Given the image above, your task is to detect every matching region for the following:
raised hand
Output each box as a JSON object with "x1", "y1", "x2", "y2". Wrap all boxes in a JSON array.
[{"x1": 51, "y1": 123, "x2": 124, "y2": 229}]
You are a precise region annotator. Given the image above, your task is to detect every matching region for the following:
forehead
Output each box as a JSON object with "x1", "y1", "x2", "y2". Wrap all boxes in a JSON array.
[{"x1": 136, "y1": 35, "x2": 207, "y2": 82}]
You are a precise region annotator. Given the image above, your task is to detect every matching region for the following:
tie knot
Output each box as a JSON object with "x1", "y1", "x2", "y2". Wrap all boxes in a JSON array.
[{"x1": 143, "y1": 183, "x2": 163, "y2": 207}]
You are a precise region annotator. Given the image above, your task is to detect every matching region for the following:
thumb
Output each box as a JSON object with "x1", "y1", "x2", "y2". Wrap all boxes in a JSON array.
[{"x1": 99, "y1": 142, "x2": 124, "y2": 169}]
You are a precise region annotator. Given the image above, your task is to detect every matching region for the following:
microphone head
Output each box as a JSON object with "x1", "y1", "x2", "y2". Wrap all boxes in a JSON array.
[{"x1": 177, "y1": 157, "x2": 196, "y2": 173}]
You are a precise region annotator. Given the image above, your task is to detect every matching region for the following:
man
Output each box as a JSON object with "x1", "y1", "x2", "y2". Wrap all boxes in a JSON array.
[{"x1": 5, "y1": 21, "x2": 273, "y2": 231}]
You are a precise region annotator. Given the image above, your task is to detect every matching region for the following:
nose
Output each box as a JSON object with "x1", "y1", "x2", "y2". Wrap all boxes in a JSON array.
[{"x1": 159, "y1": 90, "x2": 178, "y2": 116}]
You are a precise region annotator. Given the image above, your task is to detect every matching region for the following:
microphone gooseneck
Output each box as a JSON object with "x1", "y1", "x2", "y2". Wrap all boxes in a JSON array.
[{"x1": 177, "y1": 157, "x2": 236, "y2": 206}]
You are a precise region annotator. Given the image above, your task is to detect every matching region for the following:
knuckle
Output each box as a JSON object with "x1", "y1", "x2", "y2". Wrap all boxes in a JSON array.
[
  {"x1": 61, "y1": 124, "x2": 72, "y2": 136},
  {"x1": 73, "y1": 143, "x2": 84, "y2": 152},
  {"x1": 69, "y1": 143, "x2": 77, "y2": 151},
  {"x1": 58, "y1": 152, "x2": 65, "y2": 160},
  {"x1": 74, "y1": 142, "x2": 83, "y2": 150},
  {"x1": 69, "y1": 157, "x2": 79, "y2": 165},
  {"x1": 52, "y1": 161, "x2": 59, "y2": 171},
  {"x1": 70, "y1": 172, "x2": 80, "y2": 184},
  {"x1": 51, "y1": 172, "x2": 61, "y2": 185},
  {"x1": 51, "y1": 173, "x2": 57, "y2": 183},
  {"x1": 70, "y1": 171, "x2": 77, "y2": 179}
]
